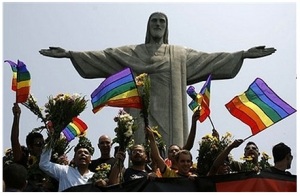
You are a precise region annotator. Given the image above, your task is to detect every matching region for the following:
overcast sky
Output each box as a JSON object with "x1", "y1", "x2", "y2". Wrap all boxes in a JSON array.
[{"x1": 2, "y1": 1, "x2": 298, "y2": 175}]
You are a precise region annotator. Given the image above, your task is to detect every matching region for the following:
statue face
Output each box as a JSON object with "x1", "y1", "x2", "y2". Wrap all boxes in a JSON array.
[{"x1": 149, "y1": 13, "x2": 166, "y2": 42}]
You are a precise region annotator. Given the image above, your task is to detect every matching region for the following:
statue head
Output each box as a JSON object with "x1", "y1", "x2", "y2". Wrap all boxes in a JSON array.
[{"x1": 145, "y1": 12, "x2": 169, "y2": 44}]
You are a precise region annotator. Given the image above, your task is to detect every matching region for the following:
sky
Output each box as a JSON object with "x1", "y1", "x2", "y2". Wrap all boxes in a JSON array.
[{"x1": 1, "y1": 1, "x2": 298, "y2": 177}]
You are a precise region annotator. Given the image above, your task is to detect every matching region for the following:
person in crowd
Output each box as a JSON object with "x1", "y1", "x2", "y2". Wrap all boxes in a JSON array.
[
  {"x1": 263, "y1": 142, "x2": 293, "y2": 175},
  {"x1": 3, "y1": 163, "x2": 28, "y2": 192},
  {"x1": 39, "y1": 137, "x2": 95, "y2": 191},
  {"x1": 89, "y1": 135, "x2": 117, "y2": 173},
  {"x1": 108, "y1": 144, "x2": 149, "y2": 185},
  {"x1": 9, "y1": 103, "x2": 55, "y2": 191},
  {"x1": 39, "y1": 12, "x2": 276, "y2": 150},
  {"x1": 164, "y1": 110, "x2": 201, "y2": 171},
  {"x1": 207, "y1": 156, "x2": 232, "y2": 176},
  {"x1": 10, "y1": 103, "x2": 44, "y2": 165},
  {"x1": 146, "y1": 126, "x2": 197, "y2": 179},
  {"x1": 88, "y1": 135, "x2": 117, "y2": 187},
  {"x1": 208, "y1": 139, "x2": 265, "y2": 174},
  {"x1": 232, "y1": 141, "x2": 261, "y2": 172}
]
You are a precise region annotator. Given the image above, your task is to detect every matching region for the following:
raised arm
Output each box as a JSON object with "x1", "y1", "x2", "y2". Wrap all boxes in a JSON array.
[
  {"x1": 145, "y1": 126, "x2": 166, "y2": 173},
  {"x1": 11, "y1": 103, "x2": 23, "y2": 162},
  {"x1": 243, "y1": 46, "x2": 276, "y2": 59},
  {"x1": 108, "y1": 150, "x2": 126, "y2": 185},
  {"x1": 207, "y1": 139, "x2": 244, "y2": 176},
  {"x1": 39, "y1": 147, "x2": 63, "y2": 180},
  {"x1": 182, "y1": 110, "x2": 200, "y2": 151},
  {"x1": 39, "y1": 47, "x2": 71, "y2": 58}
]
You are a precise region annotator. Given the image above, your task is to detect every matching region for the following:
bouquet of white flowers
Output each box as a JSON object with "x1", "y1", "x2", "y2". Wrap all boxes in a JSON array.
[{"x1": 112, "y1": 109, "x2": 137, "y2": 152}]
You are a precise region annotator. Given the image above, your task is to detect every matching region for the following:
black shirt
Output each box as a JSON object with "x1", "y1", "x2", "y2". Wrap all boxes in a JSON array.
[
  {"x1": 263, "y1": 166, "x2": 292, "y2": 175},
  {"x1": 123, "y1": 168, "x2": 148, "y2": 182}
]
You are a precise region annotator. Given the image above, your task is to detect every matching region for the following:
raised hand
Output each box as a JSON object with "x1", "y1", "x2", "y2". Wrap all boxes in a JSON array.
[
  {"x1": 231, "y1": 139, "x2": 244, "y2": 149},
  {"x1": 12, "y1": 103, "x2": 21, "y2": 117}
]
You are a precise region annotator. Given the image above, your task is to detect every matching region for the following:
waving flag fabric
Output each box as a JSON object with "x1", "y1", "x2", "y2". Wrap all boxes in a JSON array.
[
  {"x1": 199, "y1": 74, "x2": 212, "y2": 121},
  {"x1": 91, "y1": 67, "x2": 142, "y2": 113},
  {"x1": 187, "y1": 86, "x2": 203, "y2": 111},
  {"x1": 187, "y1": 74, "x2": 212, "y2": 122},
  {"x1": 62, "y1": 117, "x2": 88, "y2": 142},
  {"x1": 5, "y1": 60, "x2": 31, "y2": 103},
  {"x1": 225, "y1": 78, "x2": 296, "y2": 135}
]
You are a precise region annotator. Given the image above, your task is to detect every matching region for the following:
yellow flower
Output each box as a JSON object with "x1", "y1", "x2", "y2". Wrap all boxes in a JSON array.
[
  {"x1": 241, "y1": 155, "x2": 253, "y2": 161},
  {"x1": 261, "y1": 152, "x2": 272, "y2": 160},
  {"x1": 151, "y1": 126, "x2": 162, "y2": 138},
  {"x1": 95, "y1": 165, "x2": 101, "y2": 171}
]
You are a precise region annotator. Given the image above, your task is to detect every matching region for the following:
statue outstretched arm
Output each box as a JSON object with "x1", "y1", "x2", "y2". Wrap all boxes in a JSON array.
[
  {"x1": 243, "y1": 46, "x2": 276, "y2": 59},
  {"x1": 39, "y1": 47, "x2": 71, "y2": 58}
]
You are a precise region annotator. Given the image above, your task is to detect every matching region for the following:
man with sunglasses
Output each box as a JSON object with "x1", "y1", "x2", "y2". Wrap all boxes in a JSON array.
[
  {"x1": 7, "y1": 103, "x2": 52, "y2": 191},
  {"x1": 108, "y1": 144, "x2": 149, "y2": 185},
  {"x1": 208, "y1": 139, "x2": 264, "y2": 174}
]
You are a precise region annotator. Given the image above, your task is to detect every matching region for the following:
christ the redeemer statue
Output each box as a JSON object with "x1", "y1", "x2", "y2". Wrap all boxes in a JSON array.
[{"x1": 39, "y1": 12, "x2": 276, "y2": 149}]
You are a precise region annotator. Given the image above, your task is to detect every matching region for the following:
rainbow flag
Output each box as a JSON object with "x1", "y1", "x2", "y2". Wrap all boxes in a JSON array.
[
  {"x1": 62, "y1": 117, "x2": 88, "y2": 142},
  {"x1": 187, "y1": 86, "x2": 203, "y2": 111},
  {"x1": 5, "y1": 60, "x2": 31, "y2": 103},
  {"x1": 187, "y1": 74, "x2": 211, "y2": 122},
  {"x1": 91, "y1": 67, "x2": 142, "y2": 113},
  {"x1": 225, "y1": 78, "x2": 296, "y2": 135}
]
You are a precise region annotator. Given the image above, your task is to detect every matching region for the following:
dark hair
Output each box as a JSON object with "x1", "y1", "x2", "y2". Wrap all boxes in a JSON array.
[
  {"x1": 168, "y1": 144, "x2": 182, "y2": 150},
  {"x1": 3, "y1": 163, "x2": 28, "y2": 190},
  {"x1": 244, "y1": 141, "x2": 259, "y2": 151},
  {"x1": 272, "y1": 142, "x2": 291, "y2": 163},
  {"x1": 175, "y1": 150, "x2": 192, "y2": 162},
  {"x1": 145, "y1": 12, "x2": 169, "y2": 44},
  {"x1": 74, "y1": 137, "x2": 94, "y2": 155},
  {"x1": 26, "y1": 132, "x2": 43, "y2": 147}
]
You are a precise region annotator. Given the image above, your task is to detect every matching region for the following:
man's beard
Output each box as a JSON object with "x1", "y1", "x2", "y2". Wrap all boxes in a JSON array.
[{"x1": 131, "y1": 159, "x2": 146, "y2": 166}]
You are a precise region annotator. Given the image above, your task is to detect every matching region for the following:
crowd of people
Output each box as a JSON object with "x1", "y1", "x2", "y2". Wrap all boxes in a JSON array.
[{"x1": 2, "y1": 101, "x2": 294, "y2": 192}]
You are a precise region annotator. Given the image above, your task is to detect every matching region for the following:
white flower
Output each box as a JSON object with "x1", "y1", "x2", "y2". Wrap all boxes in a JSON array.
[
  {"x1": 124, "y1": 129, "x2": 133, "y2": 137},
  {"x1": 71, "y1": 93, "x2": 81, "y2": 99}
]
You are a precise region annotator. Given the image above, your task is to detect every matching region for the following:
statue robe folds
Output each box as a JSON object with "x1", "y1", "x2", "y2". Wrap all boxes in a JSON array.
[{"x1": 69, "y1": 44, "x2": 244, "y2": 148}]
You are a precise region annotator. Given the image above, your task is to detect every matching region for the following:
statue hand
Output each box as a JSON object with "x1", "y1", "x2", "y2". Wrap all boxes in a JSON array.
[
  {"x1": 39, "y1": 47, "x2": 70, "y2": 58},
  {"x1": 243, "y1": 46, "x2": 276, "y2": 59}
]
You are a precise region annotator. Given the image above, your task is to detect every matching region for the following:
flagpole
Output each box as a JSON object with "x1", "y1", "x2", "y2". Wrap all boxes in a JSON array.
[
  {"x1": 243, "y1": 134, "x2": 254, "y2": 141},
  {"x1": 208, "y1": 116, "x2": 215, "y2": 130}
]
